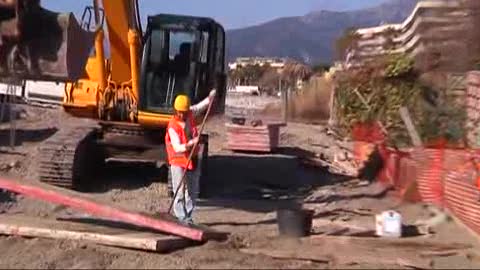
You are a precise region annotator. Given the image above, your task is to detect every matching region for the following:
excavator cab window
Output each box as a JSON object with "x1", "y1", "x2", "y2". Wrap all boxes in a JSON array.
[
  {"x1": 80, "y1": 6, "x2": 105, "y2": 32},
  {"x1": 142, "y1": 28, "x2": 198, "y2": 112},
  {"x1": 139, "y1": 14, "x2": 226, "y2": 115}
]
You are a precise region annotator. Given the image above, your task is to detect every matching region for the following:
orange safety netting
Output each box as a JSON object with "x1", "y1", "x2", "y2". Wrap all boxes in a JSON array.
[
  {"x1": 351, "y1": 122, "x2": 385, "y2": 143},
  {"x1": 351, "y1": 122, "x2": 385, "y2": 164}
]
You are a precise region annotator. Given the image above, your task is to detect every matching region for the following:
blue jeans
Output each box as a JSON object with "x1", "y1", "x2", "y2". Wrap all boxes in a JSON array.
[{"x1": 170, "y1": 165, "x2": 200, "y2": 223}]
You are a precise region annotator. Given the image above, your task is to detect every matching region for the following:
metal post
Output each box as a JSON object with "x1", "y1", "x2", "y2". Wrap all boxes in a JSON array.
[
  {"x1": 281, "y1": 79, "x2": 289, "y2": 123},
  {"x1": 8, "y1": 83, "x2": 16, "y2": 149},
  {"x1": 2, "y1": 80, "x2": 17, "y2": 149},
  {"x1": 0, "y1": 92, "x2": 6, "y2": 123}
]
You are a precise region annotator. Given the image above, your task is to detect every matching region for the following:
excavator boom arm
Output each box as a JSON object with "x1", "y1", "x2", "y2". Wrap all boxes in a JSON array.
[{"x1": 100, "y1": 0, "x2": 142, "y2": 83}]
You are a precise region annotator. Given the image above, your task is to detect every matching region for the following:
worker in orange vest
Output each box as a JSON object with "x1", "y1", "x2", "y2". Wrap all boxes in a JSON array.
[{"x1": 165, "y1": 90, "x2": 216, "y2": 224}]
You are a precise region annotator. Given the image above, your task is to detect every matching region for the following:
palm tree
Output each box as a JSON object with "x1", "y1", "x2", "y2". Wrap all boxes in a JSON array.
[{"x1": 281, "y1": 60, "x2": 313, "y2": 90}]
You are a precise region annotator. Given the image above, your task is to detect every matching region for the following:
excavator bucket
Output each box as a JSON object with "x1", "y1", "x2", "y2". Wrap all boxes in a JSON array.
[{"x1": 0, "y1": 1, "x2": 96, "y2": 81}]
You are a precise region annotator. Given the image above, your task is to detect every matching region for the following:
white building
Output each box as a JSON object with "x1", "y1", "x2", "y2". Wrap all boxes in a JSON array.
[{"x1": 228, "y1": 57, "x2": 288, "y2": 72}]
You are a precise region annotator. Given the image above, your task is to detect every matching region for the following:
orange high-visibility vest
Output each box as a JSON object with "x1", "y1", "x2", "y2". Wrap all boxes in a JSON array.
[{"x1": 165, "y1": 111, "x2": 199, "y2": 170}]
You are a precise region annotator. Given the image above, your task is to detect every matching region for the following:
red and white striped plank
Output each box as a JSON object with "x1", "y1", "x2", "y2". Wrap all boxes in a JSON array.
[{"x1": 0, "y1": 177, "x2": 228, "y2": 242}]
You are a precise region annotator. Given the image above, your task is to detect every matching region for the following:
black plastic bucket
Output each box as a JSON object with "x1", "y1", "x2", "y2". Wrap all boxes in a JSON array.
[{"x1": 277, "y1": 208, "x2": 314, "y2": 237}]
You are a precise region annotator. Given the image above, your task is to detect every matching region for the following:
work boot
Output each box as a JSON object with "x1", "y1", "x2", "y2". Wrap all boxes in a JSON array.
[
  {"x1": 174, "y1": 216, "x2": 195, "y2": 226},
  {"x1": 184, "y1": 218, "x2": 195, "y2": 226}
]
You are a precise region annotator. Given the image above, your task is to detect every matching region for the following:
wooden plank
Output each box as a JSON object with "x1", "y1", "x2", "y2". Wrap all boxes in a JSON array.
[
  {"x1": 226, "y1": 124, "x2": 269, "y2": 130},
  {"x1": 227, "y1": 133, "x2": 271, "y2": 138},
  {"x1": 399, "y1": 107, "x2": 423, "y2": 147},
  {"x1": 227, "y1": 141, "x2": 272, "y2": 148},
  {"x1": 227, "y1": 124, "x2": 279, "y2": 129},
  {"x1": 226, "y1": 125, "x2": 270, "y2": 130},
  {"x1": 0, "y1": 215, "x2": 196, "y2": 253},
  {"x1": 227, "y1": 142, "x2": 271, "y2": 149},
  {"x1": 0, "y1": 177, "x2": 228, "y2": 242},
  {"x1": 228, "y1": 147, "x2": 272, "y2": 153},
  {"x1": 227, "y1": 132, "x2": 271, "y2": 137},
  {"x1": 228, "y1": 131, "x2": 274, "y2": 136},
  {"x1": 227, "y1": 143, "x2": 272, "y2": 148},
  {"x1": 227, "y1": 141, "x2": 271, "y2": 146},
  {"x1": 312, "y1": 219, "x2": 370, "y2": 231},
  {"x1": 227, "y1": 135, "x2": 273, "y2": 141},
  {"x1": 227, "y1": 141, "x2": 272, "y2": 146},
  {"x1": 227, "y1": 141, "x2": 272, "y2": 147},
  {"x1": 226, "y1": 137, "x2": 272, "y2": 142},
  {"x1": 227, "y1": 137, "x2": 271, "y2": 142},
  {"x1": 226, "y1": 131, "x2": 270, "y2": 136},
  {"x1": 228, "y1": 147, "x2": 271, "y2": 151}
]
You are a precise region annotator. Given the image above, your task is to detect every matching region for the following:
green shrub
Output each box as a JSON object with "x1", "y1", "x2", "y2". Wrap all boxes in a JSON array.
[{"x1": 334, "y1": 53, "x2": 466, "y2": 147}]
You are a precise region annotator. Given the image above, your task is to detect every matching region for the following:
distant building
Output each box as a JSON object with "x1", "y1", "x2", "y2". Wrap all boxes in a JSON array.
[{"x1": 228, "y1": 57, "x2": 288, "y2": 72}]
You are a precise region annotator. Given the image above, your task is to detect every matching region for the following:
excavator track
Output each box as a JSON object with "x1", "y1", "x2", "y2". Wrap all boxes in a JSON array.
[{"x1": 38, "y1": 125, "x2": 101, "y2": 190}]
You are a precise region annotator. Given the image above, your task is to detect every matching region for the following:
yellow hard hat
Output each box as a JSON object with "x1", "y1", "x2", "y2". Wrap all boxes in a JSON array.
[{"x1": 174, "y1": 95, "x2": 190, "y2": 112}]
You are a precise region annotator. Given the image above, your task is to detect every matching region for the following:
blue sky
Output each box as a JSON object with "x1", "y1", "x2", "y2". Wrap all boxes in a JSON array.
[{"x1": 42, "y1": 0, "x2": 386, "y2": 30}]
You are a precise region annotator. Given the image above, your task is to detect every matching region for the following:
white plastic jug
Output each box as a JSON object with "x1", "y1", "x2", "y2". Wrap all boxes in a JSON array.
[{"x1": 375, "y1": 210, "x2": 402, "y2": 238}]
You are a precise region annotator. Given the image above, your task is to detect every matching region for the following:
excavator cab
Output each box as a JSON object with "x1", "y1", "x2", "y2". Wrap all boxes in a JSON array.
[
  {"x1": 139, "y1": 14, "x2": 226, "y2": 116},
  {"x1": 0, "y1": 0, "x2": 96, "y2": 81}
]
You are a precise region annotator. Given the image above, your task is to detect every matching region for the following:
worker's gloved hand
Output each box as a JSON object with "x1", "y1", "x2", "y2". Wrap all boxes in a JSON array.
[
  {"x1": 185, "y1": 141, "x2": 194, "y2": 151},
  {"x1": 191, "y1": 136, "x2": 200, "y2": 145},
  {"x1": 186, "y1": 137, "x2": 199, "y2": 150},
  {"x1": 209, "y1": 89, "x2": 217, "y2": 100}
]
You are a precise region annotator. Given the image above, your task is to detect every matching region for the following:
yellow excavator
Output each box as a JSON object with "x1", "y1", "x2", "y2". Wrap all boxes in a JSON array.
[{"x1": 0, "y1": 0, "x2": 227, "y2": 195}]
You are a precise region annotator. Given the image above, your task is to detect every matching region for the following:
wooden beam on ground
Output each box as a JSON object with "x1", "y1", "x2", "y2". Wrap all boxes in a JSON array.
[
  {"x1": 0, "y1": 177, "x2": 228, "y2": 242},
  {"x1": 311, "y1": 218, "x2": 371, "y2": 232},
  {"x1": 0, "y1": 215, "x2": 197, "y2": 253}
]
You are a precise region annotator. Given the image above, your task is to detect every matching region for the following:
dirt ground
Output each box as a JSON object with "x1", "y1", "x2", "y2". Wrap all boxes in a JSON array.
[{"x1": 0, "y1": 96, "x2": 479, "y2": 269}]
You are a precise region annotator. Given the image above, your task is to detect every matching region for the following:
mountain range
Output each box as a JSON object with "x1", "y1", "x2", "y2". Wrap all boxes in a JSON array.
[
  {"x1": 311, "y1": 0, "x2": 389, "y2": 12},
  {"x1": 225, "y1": 0, "x2": 419, "y2": 65}
]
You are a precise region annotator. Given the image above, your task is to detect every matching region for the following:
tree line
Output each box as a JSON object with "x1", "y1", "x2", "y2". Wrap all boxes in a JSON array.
[{"x1": 228, "y1": 60, "x2": 330, "y2": 95}]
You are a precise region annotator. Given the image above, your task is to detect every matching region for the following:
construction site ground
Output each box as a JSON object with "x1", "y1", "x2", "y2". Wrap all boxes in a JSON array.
[{"x1": 0, "y1": 96, "x2": 479, "y2": 269}]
